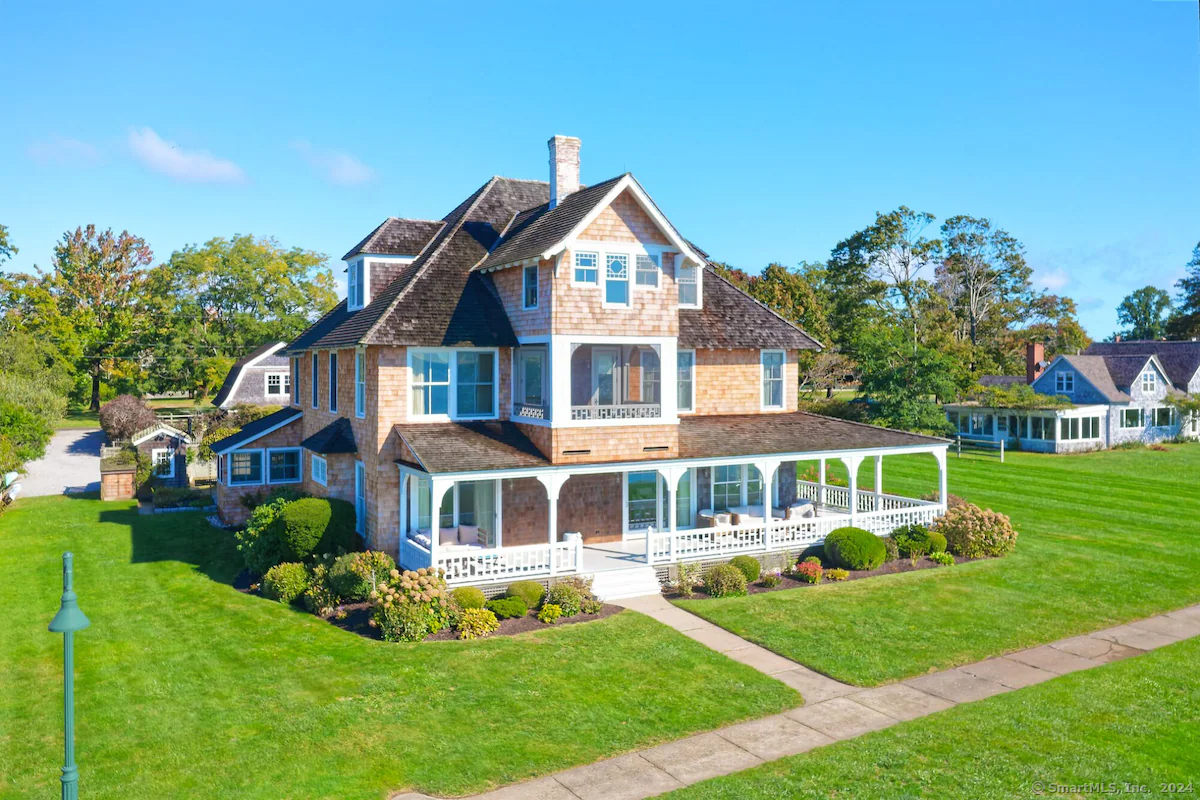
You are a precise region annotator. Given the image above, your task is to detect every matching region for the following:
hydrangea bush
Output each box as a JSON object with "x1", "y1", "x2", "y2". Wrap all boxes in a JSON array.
[{"x1": 936, "y1": 503, "x2": 1018, "y2": 559}]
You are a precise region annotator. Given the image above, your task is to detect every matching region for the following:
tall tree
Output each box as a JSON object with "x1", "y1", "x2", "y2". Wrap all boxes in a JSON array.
[
  {"x1": 1115, "y1": 286, "x2": 1172, "y2": 341},
  {"x1": 861, "y1": 207, "x2": 942, "y2": 346},
  {"x1": 0, "y1": 223, "x2": 16, "y2": 265},
  {"x1": 1167, "y1": 242, "x2": 1200, "y2": 339}
]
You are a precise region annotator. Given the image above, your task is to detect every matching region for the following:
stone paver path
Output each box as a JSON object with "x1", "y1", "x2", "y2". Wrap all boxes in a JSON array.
[{"x1": 392, "y1": 601, "x2": 1200, "y2": 800}]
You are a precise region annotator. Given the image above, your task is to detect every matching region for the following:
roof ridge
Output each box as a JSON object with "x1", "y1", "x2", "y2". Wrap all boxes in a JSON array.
[
  {"x1": 493, "y1": 176, "x2": 549, "y2": 185},
  {"x1": 360, "y1": 177, "x2": 501, "y2": 345},
  {"x1": 385, "y1": 216, "x2": 445, "y2": 224}
]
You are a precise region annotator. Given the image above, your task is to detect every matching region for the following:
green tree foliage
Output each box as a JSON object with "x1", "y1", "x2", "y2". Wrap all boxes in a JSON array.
[
  {"x1": 0, "y1": 331, "x2": 70, "y2": 474},
  {"x1": 1116, "y1": 286, "x2": 1172, "y2": 341},
  {"x1": 855, "y1": 325, "x2": 958, "y2": 433},
  {"x1": 0, "y1": 223, "x2": 16, "y2": 265},
  {"x1": 1167, "y1": 243, "x2": 1200, "y2": 339}
]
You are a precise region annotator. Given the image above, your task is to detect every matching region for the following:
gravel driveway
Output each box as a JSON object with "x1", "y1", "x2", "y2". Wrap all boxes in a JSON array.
[{"x1": 20, "y1": 428, "x2": 104, "y2": 497}]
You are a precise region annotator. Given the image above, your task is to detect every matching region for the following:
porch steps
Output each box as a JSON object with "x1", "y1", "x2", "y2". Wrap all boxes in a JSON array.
[{"x1": 590, "y1": 566, "x2": 662, "y2": 602}]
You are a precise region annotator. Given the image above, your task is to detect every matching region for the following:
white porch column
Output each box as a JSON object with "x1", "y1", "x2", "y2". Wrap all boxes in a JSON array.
[
  {"x1": 430, "y1": 477, "x2": 454, "y2": 574},
  {"x1": 840, "y1": 455, "x2": 862, "y2": 528},
  {"x1": 933, "y1": 448, "x2": 949, "y2": 510},
  {"x1": 873, "y1": 455, "x2": 884, "y2": 511},
  {"x1": 655, "y1": 465, "x2": 689, "y2": 564},
  {"x1": 818, "y1": 458, "x2": 827, "y2": 507},
  {"x1": 755, "y1": 460, "x2": 781, "y2": 552},
  {"x1": 536, "y1": 472, "x2": 570, "y2": 575}
]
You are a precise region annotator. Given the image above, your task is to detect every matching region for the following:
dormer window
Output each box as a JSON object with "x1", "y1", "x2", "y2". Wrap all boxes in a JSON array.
[
  {"x1": 678, "y1": 262, "x2": 700, "y2": 308},
  {"x1": 605, "y1": 253, "x2": 629, "y2": 306},
  {"x1": 1141, "y1": 369, "x2": 1156, "y2": 394},
  {"x1": 1055, "y1": 370, "x2": 1074, "y2": 394},
  {"x1": 348, "y1": 259, "x2": 367, "y2": 310}
]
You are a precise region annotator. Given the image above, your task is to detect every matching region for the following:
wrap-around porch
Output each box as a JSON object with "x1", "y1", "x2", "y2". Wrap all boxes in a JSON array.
[{"x1": 397, "y1": 447, "x2": 949, "y2": 587}]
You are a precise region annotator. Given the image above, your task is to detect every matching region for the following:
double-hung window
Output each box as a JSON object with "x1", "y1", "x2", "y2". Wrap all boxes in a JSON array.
[
  {"x1": 348, "y1": 259, "x2": 366, "y2": 309},
  {"x1": 328, "y1": 352, "x2": 338, "y2": 412},
  {"x1": 574, "y1": 251, "x2": 598, "y2": 284},
  {"x1": 354, "y1": 351, "x2": 366, "y2": 418},
  {"x1": 678, "y1": 263, "x2": 699, "y2": 307},
  {"x1": 761, "y1": 350, "x2": 785, "y2": 409},
  {"x1": 267, "y1": 373, "x2": 289, "y2": 397},
  {"x1": 677, "y1": 350, "x2": 695, "y2": 412},
  {"x1": 152, "y1": 448, "x2": 174, "y2": 479},
  {"x1": 1141, "y1": 370, "x2": 1156, "y2": 394},
  {"x1": 456, "y1": 351, "x2": 495, "y2": 418},
  {"x1": 635, "y1": 254, "x2": 659, "y2": 288},
  {"x1": 516, "y1": 347, "x2": 546, "y2": 409},
  {"x1": 268, "y1": 448, "x2": 301, "y2": 483},
  {"x1": 230, "y1": 451, "x2": 263, "y2": 485},
  {"x1": 411, "y1": 351, "x2": 450, "y2": 416},
  {"x1": 311, "y1": 353, "x2": 319, "y2": 408},
  {"x1": 1055, "y1": 371, "x2": 1074, "y2": 393},
  {"x1": 523, "y1": 264, "x2": 539, "y2": 309},
  {"x1": 311, "y1": 454, "x2": 328, "y2": 487},
  {"x1": 605, "y1": 253, "x2": 629, "y2": 306}
]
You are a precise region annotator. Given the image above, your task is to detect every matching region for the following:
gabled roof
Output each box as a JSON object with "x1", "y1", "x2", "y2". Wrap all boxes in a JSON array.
[
  {"x1": 300, "y1": 417, "x2": 357, "y2": 455},
  {"x1": 210, "y1": 407, "x2": 303, "y2": 455},
  {"x1": 212, "y1": 342, "x2": 288, "y2": 408},
  {"x1": 1052, "y1": 355, "x2": 1129, "y2": 402},
  {"x1": 1049, "y1": 353, "x2": 1178, "y2": 403},
  {"x1": 1084, "y1": 340, "x2": 1200, "y2": 391},
  {"x1": 131, "y1": 422, "x2": 193, "y2": 446},
  {"x1": 679, "y1": 267, "x2": 822, "y2": 350},
  {"x1": 341, "y1": 218, "x2": 444, "y2": 261}
]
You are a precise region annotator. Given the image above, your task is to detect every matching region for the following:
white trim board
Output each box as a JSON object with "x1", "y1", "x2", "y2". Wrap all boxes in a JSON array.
[{"x1": 211, "y1": 410, "x2": 303, "y2": 456}]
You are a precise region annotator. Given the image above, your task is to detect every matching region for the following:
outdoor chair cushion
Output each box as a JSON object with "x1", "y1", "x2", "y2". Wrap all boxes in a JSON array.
[
  {"x1": 439, "y1": 527, "x2": 458, "y2": 546},
  {"x1": 407, "y1": 530, "x2": 432, "y2": 549},
  {"x1": 458, "y1": 524, "x2": 480, "y2": 545}
]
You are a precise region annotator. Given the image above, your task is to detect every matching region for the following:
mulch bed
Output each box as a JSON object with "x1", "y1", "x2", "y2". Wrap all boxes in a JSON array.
[{"x1": 663, "y1": 554, "x2": 974, "y2": 600}]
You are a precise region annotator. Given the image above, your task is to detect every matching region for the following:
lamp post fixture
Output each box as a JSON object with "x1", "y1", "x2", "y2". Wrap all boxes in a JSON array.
[{"x1": 48, "y1": 552, "x2": 90, "y2": 800}]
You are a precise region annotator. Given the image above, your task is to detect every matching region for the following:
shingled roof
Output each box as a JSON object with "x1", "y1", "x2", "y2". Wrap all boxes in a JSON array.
[
  {"x1": 210, "y1": 407, "x2": 303, "y2": 455},
  {"x1": 1085, "y1": 340, "x2": 1200, "y2": 391},
  {"x1": 211, "y1": 341, "x2": 288, "y2": 407},
  {"x1": 341, "y1": 218, "x2": 444, "y2": 261},
  {"x1": 300, "y1": 417, "x2": 357, "y2": 454},
  {"x1": 679, "y1": 267, "x2": 823, "y2": 350},
  {"x1": 394, "y1": 421, "x2": 550, "y2": 473}
]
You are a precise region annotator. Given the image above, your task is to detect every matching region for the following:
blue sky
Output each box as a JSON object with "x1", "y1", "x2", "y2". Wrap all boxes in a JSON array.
[{"x1": 2, "y1": 0, "x2": 1198, "y2": 339}]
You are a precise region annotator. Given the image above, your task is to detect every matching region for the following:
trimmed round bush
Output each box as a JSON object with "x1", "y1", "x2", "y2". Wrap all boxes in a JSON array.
[
  {"x1": 323, "y1": 498, "x2": 362, "y2": 554},
  {"x1": 506, "y1": 580, "x2": 546, "y2": 609},
  {"x1": 927, "y1": 531, "x2": 947, "y2": 555},
  {"x1": 537, "y1": 603, "x2": 563, "y2": 624},
  {"x1": 544, "y1": 582, "x2": 583, "y2": 617},
  {"x1": 328, "y1": 550, "x2": 396, "y2": 601},
  {"x1": 457, "y1": 608, "x2": 500, "y2": 640},
  {"x1": 937, "y1": 503, "x2": 1018, "y2": 558},
  {"x1": 451, "y1": 586, "x2": 487, "y2": 610},
  {"x1": 729, "y1": 555, "x2": 761, "y2": 583},
  {"x1": 824, "y1": 527, "x2": 886, "y2": 571},
  {"x1": 272, "y1": 498, "x2": 364, "y2": 562},
  {"x1": 702, "y1": 563, "x2": 747, "y2": 598},
  {"x1": 486, "y1": 596, "x2": 528, "y2": 619},
  {"x1": 262, "y1": 562, "x2": 310, "y2": 604}
]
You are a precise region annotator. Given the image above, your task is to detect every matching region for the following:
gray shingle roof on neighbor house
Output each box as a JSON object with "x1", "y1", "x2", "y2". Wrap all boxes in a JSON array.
[
  {"x1": 210, "y1": 407, "x2": 303, "y2": 454},
  {"x1": 977, "y1": 375, "x2": 1027, "y2": 388},
  {"x1": 300, "y1": 417, "x2": 357, "y2": 454},
  {"x1": 393, "y1": 413, "x2": 944, "y2": 475},
  {"x1": 1085, "y1": 340, "x2": 1200, "y2": 390},
  {"x1": 211, "y1": 341, "x2": 288, "y2": 408},
  {"x1": 341, "y1": 218, "x2": 444, "y2": 261}
]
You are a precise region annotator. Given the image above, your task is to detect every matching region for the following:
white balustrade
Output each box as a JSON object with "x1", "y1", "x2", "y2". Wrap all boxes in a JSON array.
[{"x1": 435, "y1": 540, "x2": 582, "y2": 586}]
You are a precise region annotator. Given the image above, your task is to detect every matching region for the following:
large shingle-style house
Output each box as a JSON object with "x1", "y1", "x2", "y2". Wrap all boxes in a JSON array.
[
  {"x1": 212, "y1": 342, "x2": 291, "y2": 409},
  {"x1": 211, "y1": 136, "x2": 950, "y2": 597},
  {"x1": 946, "y1": 340, "x2": 1200, "y2": 453}
]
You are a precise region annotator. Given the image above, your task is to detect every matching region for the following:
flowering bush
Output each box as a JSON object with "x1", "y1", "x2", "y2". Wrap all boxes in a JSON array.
[
  {"x1": 936, "y1": 503, "x2": 1018, "y2": 559},
  {"x1": 826, "y1": 568, "x2": 849, "y2": 581},
  {"x1": 702, "y1": 563, "x2": 747, "y2": 598},
  {"x1": 761, "y1": 570, "x2": 783, "y2": 588},
  {"x1": 328, "y1": 550, "x2": 397, "y2": 601},
  {"x1": 674, "y1": 563, "x2": 701, "y2": 598},
  {"x1": 537, "y1": 603, "x2": 563, "y2": 624},
  {"x1": 929, "y1": 551, "x2": 956, "y2": 566},
  {"x1": 368, "y1": 567, "x2": 452, "y2": 641},
  {"x1": 456, "y1": 608, "x2": 500, "y2": 640},
  {"x1": 803, "y1": 555, "x2": 821, "y2": 566},
  {"x1": 795, "y1": 561, "x2": 823, "y2": 584},
  {"x1": 262, "y1": 562, "x2": 310, "y2": 604}
]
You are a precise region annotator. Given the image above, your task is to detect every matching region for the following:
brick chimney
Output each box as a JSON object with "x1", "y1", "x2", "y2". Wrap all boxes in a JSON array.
[
  {"x1": 1026, "y1": 342, "x2": 1046, "y2": 384},
  {"x1": 548, "y1": 135, "x2": 581, "y2": 209}
]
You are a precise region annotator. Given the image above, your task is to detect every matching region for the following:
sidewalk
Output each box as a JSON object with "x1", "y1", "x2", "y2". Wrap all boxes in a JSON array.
[{"x1": 393, "y1": 599, "x2": 1200, "y2": 800}]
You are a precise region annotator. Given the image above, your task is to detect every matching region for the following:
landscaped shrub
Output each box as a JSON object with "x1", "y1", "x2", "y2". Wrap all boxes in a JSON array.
[
  {"x1": 927, "y1": 531, "x2": 947, "y2": 555},
  {"x1": 98, "y1": 394, "x2": 156, "y2": 442},
  {"x1": 729, "y1": 555, "x2": 761, "y2": 583},
  {"x1": 803, "y1": 555, "x2": 821, "y2": 566},
  {"x1": 537, "y1": 603, "x2": 563, "y2": 624},
  {"x1": 929, "y1": 551, "x2": 956, "y2": 566},
  {"x1": 795, "y1": 561, "x2": 823, "y2": 584},
  {"x1": 555, "y1": 574, "x2": 595, "y2": 600},
  {"x1": 235, "y1": 494, "x2": 292, "y2": 574},
  {"x1": 580, "y1": 597, "x2": 603, "y2": 615},
  {"x1": 937, "y1": 503, "x2": 1018, "y2": 559},
  {"x1": 152, "y1": 486, "x2": 212, "y2": 509},
  {"x1": 327, "y1": 550, "x2": 397, "y2": 602},
  {"x1": 826, "y1": 567, "x2": 849, "y2": 581},
  {"x1": 761, "y1": 570, "x2": 782, "y2": 588},
  {"x1": 702, "y1": 563, "x2": 747, "y2": 598},
  {"x1": 323, "y1": 498, "x2": 362, "y2": 554},
  {"x1": 921, "y1": 491, "x2": 968, "y2": 510},
  {"x1": 373, "y1": 602, "x2": 433, "y2": 642},
  {"x1": 451, "y1": 586, "x2": 487, "y2": 610},
  {"x1": 893, "y1": 524, "x2": 932, "y2": 557},
  {"x1": 544, "y1": 582, "x2": 583, "y2": 617},
  {"x1": 505, "y1": 580, "x2": 546, "y2": 609},
  {"x1": 369, "y1": 567, "x2": 452, "y2": 641},
  {"x1": 262, "y1": 562, "x2": 310, "y2": 604},
  {"x1": 674, "y1": 563, "x2": 701, "y2": 598},
  {"x1": 883, "y1": 536, "x2": 899, "y2": 562},
  {"x1": 485, "y1": 596, "x2": 527, "y2": 619},
  {"x1": 824, "y1": 527, "x2": 886, "y2": 571},
  {"x1": 272, "y1": 497, "x2": 362, "y2": 562},
  {"x1": 456, "y1": 608, "x2": 500, "y2": 640},
  {"x1": 303, "y1": 564, "x2": 339, "y2": 616}
]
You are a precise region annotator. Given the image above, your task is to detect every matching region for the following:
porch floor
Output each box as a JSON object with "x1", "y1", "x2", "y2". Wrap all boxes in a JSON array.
[{"x1": 582, "y1": 537, "x2": 651, "y2": 573}]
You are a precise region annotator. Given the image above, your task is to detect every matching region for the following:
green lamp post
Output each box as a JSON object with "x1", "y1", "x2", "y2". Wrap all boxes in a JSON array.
[{"x1": 48, "y1": 552, "x2": 90, "y2": 800}]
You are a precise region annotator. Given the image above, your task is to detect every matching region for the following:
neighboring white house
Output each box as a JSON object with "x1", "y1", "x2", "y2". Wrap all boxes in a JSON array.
[
  {"x1": 212, "y1": 342, "x2": 291, "y2": 409},
  {"x1": 946, "y1": 340, "x2": 1200, "y2": 453}
]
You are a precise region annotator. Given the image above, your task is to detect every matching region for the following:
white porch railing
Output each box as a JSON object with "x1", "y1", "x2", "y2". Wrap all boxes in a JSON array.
[
  {"x1": 402, "y1": 538, "x2": 585, "y2": 586},
  {"x1": 795, "y1": 480, "x2": 934, "y2": 514},
  {"x1": 570, "y1": 403, "x2": 661, "y2": 421}
]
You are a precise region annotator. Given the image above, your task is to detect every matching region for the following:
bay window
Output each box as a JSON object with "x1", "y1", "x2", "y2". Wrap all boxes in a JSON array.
[
  {"x1": 761, "y1": 350, "x2": 785, "y2": 409},
  {"x1": 311, "y1": 454, "x2": 327, "y2": 487},
  {"x1": 677, "y1": 350, "x2": 695, "y2": 412},
  {"x1": 515, "y1": 346, "x2": 547, "y2": 411},
  {"x1": 605, "y1": 253, "x2": 629, "y2": 305}
]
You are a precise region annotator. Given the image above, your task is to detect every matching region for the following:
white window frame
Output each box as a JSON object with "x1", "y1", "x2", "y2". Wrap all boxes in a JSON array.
[
  {"x1": 151, "y1": 448, "x2": 174, "y2": 480},
  {"x1": 622, "y1": 470, "x2": 663, "y2": 535},
  {"x1": 354, "y1": 460, "x2": 366, "y2": 535},
  {"x1": 523, "y1": 264, "x2": 539, "y2": 310},
  {"x1": 1151, "y1": 406, "x2": 1174, "y2": 428},
  {"x1": 603, "y1": 252, "x2": 630, "y2": 307},
  {"x1": 311, "y1": 353, "x2": 319, "y2": 409},
  {"x1": 266, "y1": 372, "x2": 289, "y2": 397},
  {"x1": 328, "y1": 352, "x2": 338, "y2": 413},
  {"x1": 634, "y1": 253, "x2": 660, "y2": 288},
  {"x1": 709, "y1": 464, "x2": 764, "y2": 513},
  {"x1": 407, "y1": 347, "x2": 500, "y2": 422},
  {"x1": 228, "y1": 449, "x2": 264, "y2": 486},
  {"x1": 1141, "y1": 370, "x2": 1156, "y2": 394},
  {"x1": 761, "y1": 349, "x2": 786, "y2": 410},
  {"x1": 267, "y1": 447, "x2": 303, "y2": 485},
  {"x1": 677, "y1": 349, "x2": 695, "y2": 413},
  {"x1": 677, "y1": 258, "x2": 701, "y2": 309},
  {"x1": 347, "y1": 259, "x2": 368, "y2": 311},
  {"x1": 355, "y1": 349, "x2": 366, "y2": 419},
  {"x1": 291, "y1": 358, "x2": 300, "y2": 405},
  {"x1": 573, "y1": 250, "x2": 599, "y2": 285},
  {"x1": 311, "y1": 454, "x2": 328, "y2": 487},
  {"x1": 514, "y1": 346, "x2": 547, "y2": 409},
  {"x1": 1055, "y1": 370, "x2": 1075, "y2": 394},
  {"x1": 1120, "y1": 407, "x2": 1144, "y2": 429}
]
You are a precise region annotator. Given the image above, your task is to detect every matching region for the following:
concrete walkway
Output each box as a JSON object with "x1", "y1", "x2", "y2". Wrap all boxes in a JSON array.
[
  {"x1": 393, "y1": 599, "x2": 1200, "y2": 800},
  {"x1": 20, "y1": 428, "x2": 104, "y2": 497}
]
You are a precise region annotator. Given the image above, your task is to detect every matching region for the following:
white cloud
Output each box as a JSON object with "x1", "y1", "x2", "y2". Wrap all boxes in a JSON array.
[
  {"x1": 1035, "y1": 267, "x2": 1071, "y2": 292},
  {"x1": 292, "y1": 141, "x2": 376, "y2": 186},
  {"x1": 128, "y1": 127, "x2": 246, "y2": 184},
  {"x1": 27, "y1": 135, "x2": 101, "y2": 166}
]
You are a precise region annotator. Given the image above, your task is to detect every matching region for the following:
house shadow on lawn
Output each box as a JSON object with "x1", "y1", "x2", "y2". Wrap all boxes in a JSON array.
[{"x1": 98, "y1": 502, "x2": 242, "y2": 587}]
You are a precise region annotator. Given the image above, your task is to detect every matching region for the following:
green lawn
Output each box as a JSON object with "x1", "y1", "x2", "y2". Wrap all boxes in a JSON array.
[
  {"x1": 57, "y1": 409, "x2": 100, "y2": 429},
  {"x1": 0, "y1": 496, "x2": 797, "y2": 799},
  {"x1": 676, "y1": 445, "x2": 1200, "y2": 686},
  {"x1": 666, "y1": 635, "x2": 1200, "y2": 799}
]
